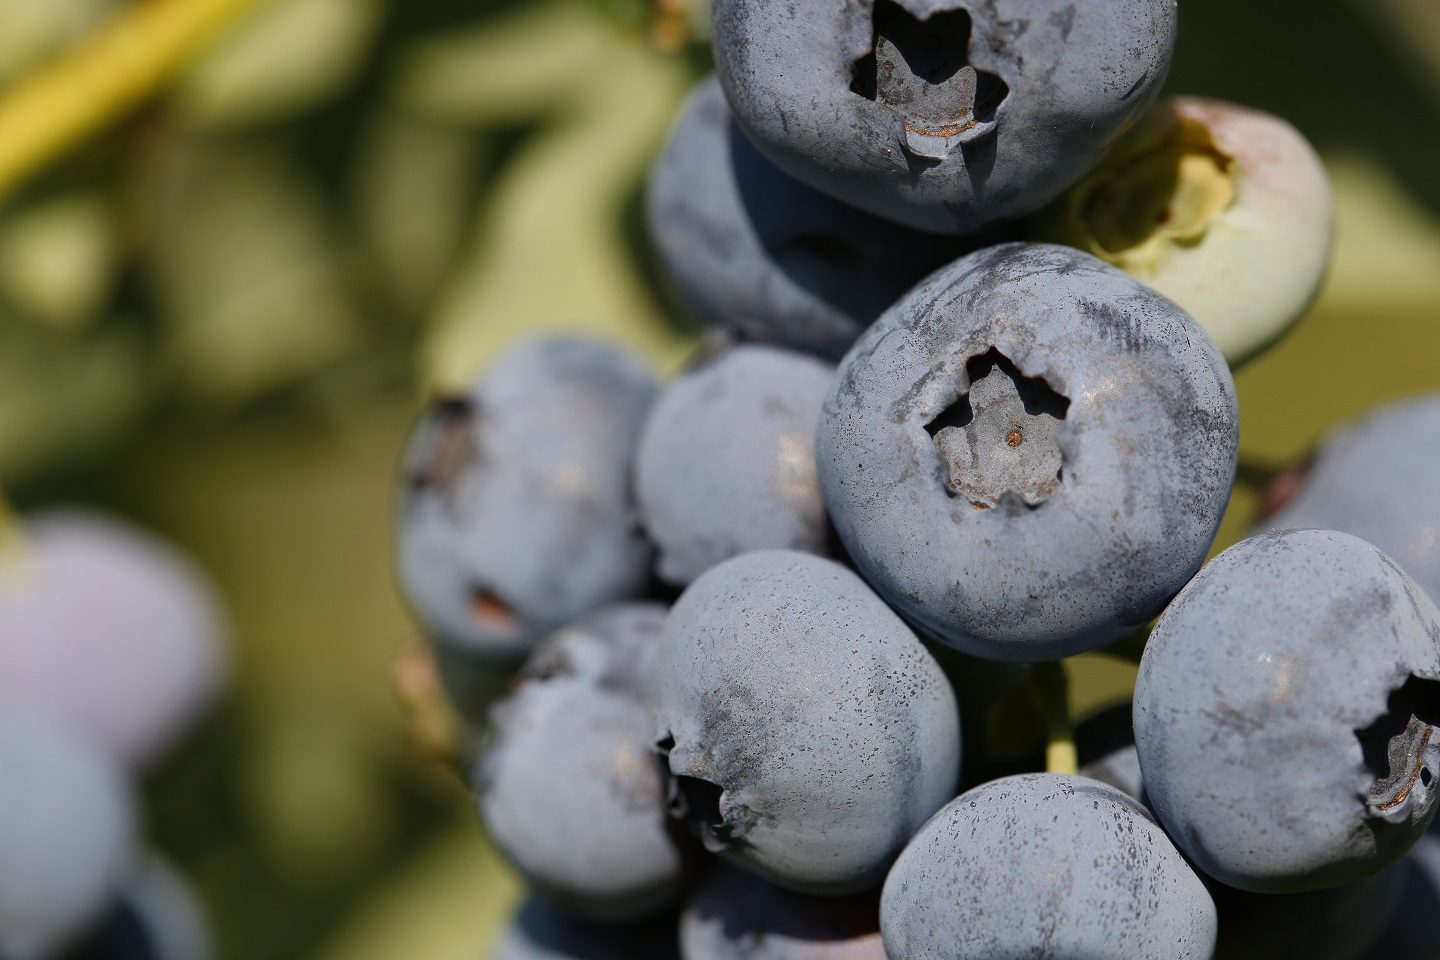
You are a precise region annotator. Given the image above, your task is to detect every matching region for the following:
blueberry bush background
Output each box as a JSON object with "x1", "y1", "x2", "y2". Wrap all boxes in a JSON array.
[{"x1": 2, "y1": 0, "x2": 1439, "y2": 956}]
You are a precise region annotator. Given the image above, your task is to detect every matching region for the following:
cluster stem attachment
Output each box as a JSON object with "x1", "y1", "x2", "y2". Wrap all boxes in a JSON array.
[{"x1": 1035, "y1": 660, "x2": 1078, "y2": 775}]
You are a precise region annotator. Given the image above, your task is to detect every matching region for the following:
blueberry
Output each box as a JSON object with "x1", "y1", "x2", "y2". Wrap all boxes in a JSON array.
[
  {"x1": 397, "y1": 337, "x2": 657, "y2": 660},
  {"x1": 1043, "y1": 97, "x2": 1334, "y2": 366},
  {"x1": 1267, "y1": 395, "x2": 1440, "y2": 605},
  {"x1": 1211, "y1": 866, "x2": 1405, "y2": 960},
  {"x1": 635, "y1": 344, "x2": 834, "y2": 585},
  {"x1": 652, "y1": 550, "x2": 960, "y2": 895},
  {"x1": 0, "y1": 510, "x2": 228, "y2": 768},
  {"x1": 711, "y1": 0, "x2": 1176, "y2": 235},
  {"x1": 0, "y1": 710, "x2": 137, "y2": 959},
  {"x1": 680, "y1": 862, "x2": 884, "y2": 960},
  {"x1": 491, "y1": 897, "x2": 679, "y2": 960},
  {"x1": 646, "y1": 77, "x2": 969, "y2": 360},
  {"x1": 1134, "y1": 529, "x2": 1440, "y2": 894},
  {"x1": 817, "y1": 242, "x2": 1238, "y2": 662},
  {"x1": 879, "y1": 773, "x2": 1216, "y2": 959},
  {"x1": 518, "y1": 603, "x2": 669, "y2": 703},
  {"x1": 476, "y1": 610, "x2": 687, "y2": 921}
]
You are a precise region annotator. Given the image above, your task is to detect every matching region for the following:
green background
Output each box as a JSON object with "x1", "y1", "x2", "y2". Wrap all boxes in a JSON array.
[{"x1": 3, "y1": 0, "x2": 1440, "y2": 955}]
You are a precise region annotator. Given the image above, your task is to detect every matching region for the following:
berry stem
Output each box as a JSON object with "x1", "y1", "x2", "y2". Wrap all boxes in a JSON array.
[
  {"x1": 0, "y1": 0, "x2": 270, "y2": 203},
  {"x1": 650, "y1": 0, "x2": 692, "y2": 52},
  {"x1": 1234, "y1": 457, "x2": 1288, "y2": 490},
  {"x1": 1104, "y1": 624, "x2": 1151, "y2": 664},
  {"x1": 1034, "y1": 660, "x2": 1078, "y2": 775}
]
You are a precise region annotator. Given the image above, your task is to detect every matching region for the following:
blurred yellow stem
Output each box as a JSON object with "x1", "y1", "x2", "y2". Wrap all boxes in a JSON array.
[
  {"x1": 0, "y1": 0, "x2": 273, "y2": 202},
  {"x1": 1035, "y1": 660, "x2": 1078, "y2": 775}
]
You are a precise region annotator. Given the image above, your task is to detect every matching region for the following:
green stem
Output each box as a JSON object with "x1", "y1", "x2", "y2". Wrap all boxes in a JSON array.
[
  {"x1": 1034, "y1": 660, "x2": 1077, "y2": 776},
  {"x1": 1234, "y1": 457, "x2": 1289, "y2": 490},
  {"x1": 1104, "y1": 623, "x2": 1153, "y2": 664}
]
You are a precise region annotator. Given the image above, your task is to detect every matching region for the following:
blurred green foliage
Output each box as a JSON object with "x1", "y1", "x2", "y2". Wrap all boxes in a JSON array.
[{"x1": 1, "y1": 0, "x2": 1439, "y2": 956}]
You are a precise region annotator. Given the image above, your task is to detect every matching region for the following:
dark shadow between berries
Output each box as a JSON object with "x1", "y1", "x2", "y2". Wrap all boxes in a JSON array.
[
  {"x1": 407, "y1": 396, "x2": 480, "y2": 508},
  {"x1": 655, "y1": 733, "x2": 736, "y2": 853}
]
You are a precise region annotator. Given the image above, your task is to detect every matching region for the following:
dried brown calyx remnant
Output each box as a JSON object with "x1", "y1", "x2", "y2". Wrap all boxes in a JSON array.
[
  {"x1": 391, "y1": 638, "x2": 462, "y2": 765},
  {"x1": 925, "y1": 348, "x2": 1070, "y2": 509},
  {"x1": 850, "y1": 0, "x2": 1009, "y2": 158},
  {"x1": 408, "y1": 397, "x2": 480, "y2": 510},
  {"x1": 654, "y1": 733, "x2": 734, "y2": 852},
  {"x1": 1360, "y1": 675, "x2": 1440, "y2": 822},
  {"x1": 470, "y1": 588, "x2": 517, "y2": 633}
]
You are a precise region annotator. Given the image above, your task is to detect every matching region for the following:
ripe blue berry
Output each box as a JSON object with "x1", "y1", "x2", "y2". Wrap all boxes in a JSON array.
[
  {"x1": 818, "y1": 242, "x2": 1237, "y2": 662},
  {"x1": 636, "y1": 344, "x2": 834, "y2": 585},
  {"x1": 711, "y1": 0, "x2": 1176, "y2": 234},
  {"x1": 0, "y1": 511, "x2": 228, "y2": 768},
  {"x1": 476, "y1": 607, "x2": 686, "y2": 921},
  {"x1": 1267, "y1": 395, "x2": 1440, "y2": 605},
  {"x1": 397, "y1": 337, "x2": 657, "y2": 660},
  {"x1": 647, "y1": 77, "x2": 968, "y2": 360},
  {"x1": 1135, "y1": 529, "x2": 1440, "y2": 893},
  {"x1": 880, "y1": 774, "x2": 1216, "y2": 959},
  {"x1": 0, "y1": 710, "x2": 137, "y2": 958},
  {"x1": 518, "y1": 603, "x2": 668, "y2": 702},
  {"x1": 652, "y1": 550, "x2": 960, "y2": 895}
]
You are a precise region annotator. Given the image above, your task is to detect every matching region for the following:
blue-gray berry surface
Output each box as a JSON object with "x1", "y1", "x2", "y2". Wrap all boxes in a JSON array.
[
  {"x1": 680, "y1": 862, "x2": 884, "y2": 960},
  {"x1": 518, "y1": 603, "x2": 668, "y2": 704},
  {"x1": 490, "y1": 898, "x2": 680, "y2": 960},
  {"x1": 711, "y1": 0, "x2": 1176, "y2": 234},
  {"x1": 1267, "y1": 394, "x2": 1440, "y2": 604},
  {"x1": 636, "y1": 345, "x2": 834, "y2": 585},
  {"x1": 0, "y1": 510, "x2": 228, "y2": 769},
  {"x1": 879, "y1": 773, "x2": 1216, "y2": 959},
  {"x1": 397, "y1": 337, "x2": 657, "y2": 660},
  {"x1": 0, "y1": 711, "x2": 138, "y2": 959},
  {"x1": 652, "y1": 550, "x2": 960, "y2": 895},
  {"x1": 646, "y1": 77, "x2": 968, "y2": 360},
  {"x1": 818, "y1": 242, "x2": 1237, "y2": 662},
  {"x1": 1135, "y1": 529, "x2": 1440, "y2": 894},
  {"x1": 476, "y1": 614, "x2": 686, "y2": 921}
]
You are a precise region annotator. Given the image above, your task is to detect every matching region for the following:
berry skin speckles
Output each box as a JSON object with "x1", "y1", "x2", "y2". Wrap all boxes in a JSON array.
[
  {"x1": 711, "y1": 0, "x2": 1176, "y2": 234},
  {"x1": 1135, "y1": 529, "x2": 1440, "y2": 894},
  {"x1": 818, "y1": 242, "x2": 1238, "y2": 662}
]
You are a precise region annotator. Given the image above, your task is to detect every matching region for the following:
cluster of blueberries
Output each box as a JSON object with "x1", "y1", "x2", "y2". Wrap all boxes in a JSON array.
[
  {"x1": 0, "y1": 513, "x2": 226, "y2": 960},
  {"x1": 394, "y1": 1, "x2": 1440, "y2": 957}
]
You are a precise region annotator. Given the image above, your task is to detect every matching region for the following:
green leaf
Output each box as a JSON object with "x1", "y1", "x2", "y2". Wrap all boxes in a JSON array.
[
  {"x1": 419, "y1": 39, "x2": 696, "y2": 392},
  {"x1": 0, "y1": 190, "x2": 120, "y2": 331},
  {"x1": 135, "y1": 138, "x2": 365, "y2": 408},
  {"x1": 389, "y1": 0, "x2": 615, "y2": 127},
  {"x1": 352, "y1": 109, "x2": 485, "y2": 319},
  {"x1": 173, "y1": 0, "x2": 386, "y2": 130},
  {"x1": 0, "y1": 317, "x2": 147, "y2": 484}
]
